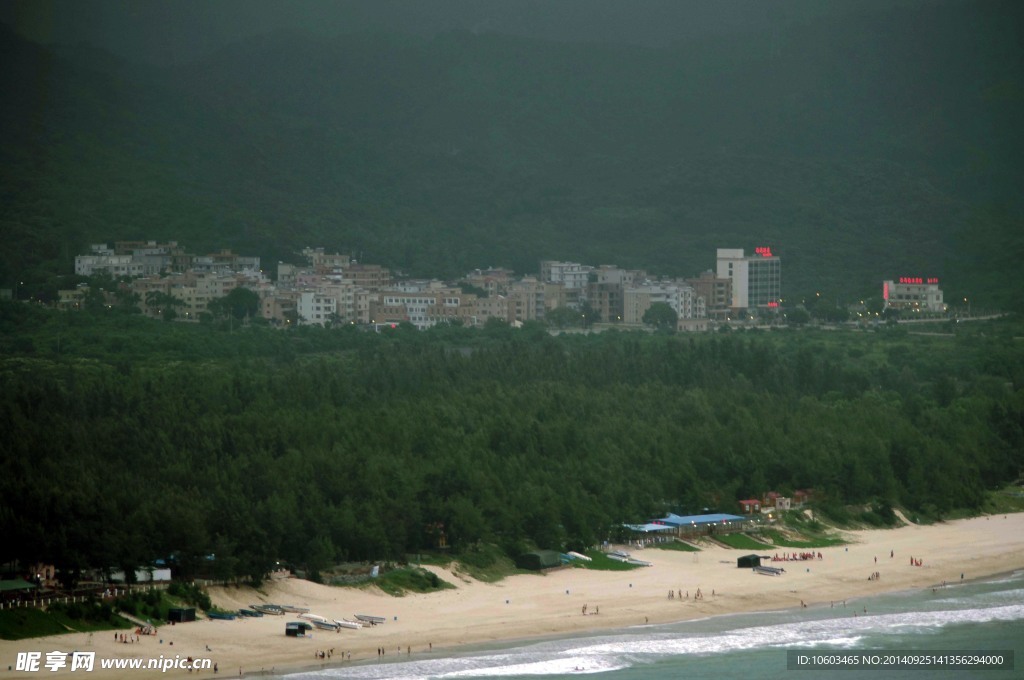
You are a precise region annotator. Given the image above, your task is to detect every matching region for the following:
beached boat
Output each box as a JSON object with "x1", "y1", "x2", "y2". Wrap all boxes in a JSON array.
[
  {"x1": 354, "y1": 614, "x2": 386, "y2": 625},
  {"x1": 239, "y1": 608, "x2": 263, "y2": 617},
  {"x1": 298, "y1": 613, "x2": 328, "y2": 624},
  {"x1": 280, "y1": 604, "x2": 311, "y2": 613},
  {"x1": 334, "y1": 619, "x2": 363, "y2": 630},
  {"x1": 205, "y1": 610, "x2": 237, "y2": 620},
  {"x1": 251, "y1": 604, "x2": 285, "y2": 615},
  {"x1": 753, "y1": 561, "x2": 782, "y2": 573},
  {"x1": 312, "y1": 619, "x2": 340, "y2": 631}
]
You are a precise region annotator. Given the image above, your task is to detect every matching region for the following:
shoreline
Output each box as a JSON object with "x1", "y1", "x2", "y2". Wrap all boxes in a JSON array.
[
  {"x1": 3, "y1": 513, "x2": 1024, "y2": 679},
  {"x1": 280, "y1": 566, "x2": 1024, "y2": 679}
]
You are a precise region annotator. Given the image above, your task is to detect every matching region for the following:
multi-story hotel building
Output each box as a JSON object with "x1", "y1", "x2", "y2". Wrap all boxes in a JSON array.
[
  {"x1": 716, "y1": 247, "x2": 781, "y2": 311},
  {"x1": 883, "y1": 277, "x2": 946, "y2": 313}
]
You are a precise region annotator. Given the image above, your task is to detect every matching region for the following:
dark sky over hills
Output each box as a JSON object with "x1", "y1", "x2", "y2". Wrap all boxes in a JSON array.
[
  {"x1": 3, "y1": 0, "x2": 939, "y2": 64},
  {"x1": 1, "y1": 0, "x2": 1022, "y2": 307}
]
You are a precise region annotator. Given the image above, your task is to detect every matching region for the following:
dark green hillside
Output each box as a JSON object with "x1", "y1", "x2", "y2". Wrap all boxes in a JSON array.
[
  {"x1": 2, "y1": 0, "x2": 1023, "y2": 304},
  {"x1": 1, "y1": 305, "x2": 1022, "y2": 582}
]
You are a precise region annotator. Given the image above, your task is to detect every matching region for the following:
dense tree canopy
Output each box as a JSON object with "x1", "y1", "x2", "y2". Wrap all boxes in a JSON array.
[
  {"x1": 642, "y1": 302, "x2": 678, "y2": 331},
  {"x1": 1, "y1": 303, "x2": 1022, "y2": 584}
]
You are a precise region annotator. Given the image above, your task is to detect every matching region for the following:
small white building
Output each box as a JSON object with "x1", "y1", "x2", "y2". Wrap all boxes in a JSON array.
[{"x1": 298, "y1": 291, "x2": 338, "y2": 325}]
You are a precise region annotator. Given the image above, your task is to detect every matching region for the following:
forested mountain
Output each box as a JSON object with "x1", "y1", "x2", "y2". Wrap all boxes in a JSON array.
[
  {"x1": 2, "y1": 304, "x2": 1023, "y2": 582},
  {"x1": 2, "y1": 0, "x2": 1023, "y2": 305}
]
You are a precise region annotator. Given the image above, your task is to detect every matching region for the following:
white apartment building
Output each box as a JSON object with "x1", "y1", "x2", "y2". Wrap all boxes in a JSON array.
[
  {"x1": 75, "y1": 254, "x2": 147, "y2": 278},
  {"x1": 374, "y1": 285, "x2": 466, "y2": 329},
  {"x1": 540, "y1": 260, "x2": 592, "y2": 291},
  {"x1": 623, "y1": 282, "x2": 704, "y2": 325},
  {"x1": 298, "y1": 290, "x2": 339, "y2": 325}
]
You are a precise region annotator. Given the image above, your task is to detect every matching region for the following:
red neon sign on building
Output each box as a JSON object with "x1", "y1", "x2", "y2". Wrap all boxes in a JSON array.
[
  {"x1": 897, "y1": 277, "x2": 939, "y2": 285},
  {"x1": 755, "y1": 246, "x2": 774, "y2": 257}
]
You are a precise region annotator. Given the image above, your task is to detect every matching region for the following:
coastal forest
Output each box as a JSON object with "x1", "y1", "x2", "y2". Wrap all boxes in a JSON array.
[{"x1": 2, "y1": 303, "x2": 1022, "y2": 584}]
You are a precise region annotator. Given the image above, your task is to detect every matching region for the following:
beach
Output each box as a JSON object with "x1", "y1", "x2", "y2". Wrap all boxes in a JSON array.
[{"x1": 3, "y1": 513, "x2": 1024, "y2": 679}]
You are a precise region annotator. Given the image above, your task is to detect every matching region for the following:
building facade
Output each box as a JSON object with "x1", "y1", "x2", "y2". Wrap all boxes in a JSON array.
[
  {"x1": 716, "y1": 247, "x2": 781, "y2": 311},
  {"x1": 883, "y1": 278, "x2": 946, "y2": 313}
]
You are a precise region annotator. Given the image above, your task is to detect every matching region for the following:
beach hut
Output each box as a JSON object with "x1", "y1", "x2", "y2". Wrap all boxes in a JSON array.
[
  {"x1": 515, "y1": 550, "x2": 562, "y2": 571},
  {"x1": 738, "y1": 499, "x2": 761, "y2": 514},
  {"x1": 737, "y1": 554, "x2": 761, "y2": 569},
  {"x1": 285, "y1": 621, "x2": 313, "y2": 637},
  {"x1": 168, "y1": 607, "x2": 196, "y2": 623}
]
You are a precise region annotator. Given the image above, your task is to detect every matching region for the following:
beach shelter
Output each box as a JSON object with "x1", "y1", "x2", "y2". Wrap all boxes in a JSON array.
[
  {"x1": 285, "y1": 621, "x2": 313, "y2": 637},
  {"x1": 0, "y1": 579, "x2": 38, "y2": 603},
  {"x1": 737, "y1": 554, "x2": 761, "y2": 569},
  {"x1": 168, "y1": 607, "x2": 196, "y2": 623},
  {"x1": 515, "y1": 550, "x2": 562, "y2": 571}
]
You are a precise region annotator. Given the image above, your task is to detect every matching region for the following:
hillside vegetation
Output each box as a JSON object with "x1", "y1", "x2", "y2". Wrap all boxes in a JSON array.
[{"x1": 2, "y1": 0, "x2": 1023, "y2": 308}]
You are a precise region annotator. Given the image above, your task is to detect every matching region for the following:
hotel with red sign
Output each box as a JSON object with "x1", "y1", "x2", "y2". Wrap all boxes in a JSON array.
[
  {"x1": 716, "y1": 248, "x2": 781, "y2": 312},
  {"x1": 883, "y1": 277, "x2": 946, "y2": 313}
]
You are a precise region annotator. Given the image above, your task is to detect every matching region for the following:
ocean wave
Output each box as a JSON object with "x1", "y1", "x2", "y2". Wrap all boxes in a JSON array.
[
  {"x1": 287, "y1": 594, "x2": 1024, "y2": 679},
  {"x1": 575, "y1": 603, "x2": 1024, "y2": 657}
]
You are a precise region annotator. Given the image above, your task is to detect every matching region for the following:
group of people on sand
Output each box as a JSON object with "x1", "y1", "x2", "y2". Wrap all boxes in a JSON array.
[
  {"x1": 376, "y1": 645, "x2": 426, "y2": 658},
  {"x1": 772, "y1": 552, "x2": 822, "y2": 561},
  {"x1": 580, "y1": 603, "x2": 599, "y2": 615},
  {"x1": 668, "y1": 587, "x2": 711, "y2": 600}
]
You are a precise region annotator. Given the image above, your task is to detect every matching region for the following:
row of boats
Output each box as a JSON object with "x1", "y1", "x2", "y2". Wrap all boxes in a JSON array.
[
  {"x1": 246, "y1": 604, "x2": 386, "y2": 632},
  {"x1": 204, "y1": 602, "x2": 387, "y2": 632},
  {"x1": 607, "y1": 550, "x2": 653, "y2": 567},
  {"x1": 753, "y1": 565, "x2": 785, "y2": 576}
]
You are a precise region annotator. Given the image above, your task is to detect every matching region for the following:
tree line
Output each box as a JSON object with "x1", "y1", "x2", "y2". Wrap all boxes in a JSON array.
[{"x1": 1, "y1": 302, "x2": 1022, "y2": 584}]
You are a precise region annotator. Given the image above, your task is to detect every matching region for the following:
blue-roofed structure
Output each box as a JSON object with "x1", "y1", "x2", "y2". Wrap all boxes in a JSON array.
[
  {"x1": 621, "y1": 522, "x2": 676, "y2": 534},
  {"x1": 656, "y1": 513, "x2": 746, "y2": 527},
  {"x1": 623, "y1": 512, "x2": 754, "y2": 538}
]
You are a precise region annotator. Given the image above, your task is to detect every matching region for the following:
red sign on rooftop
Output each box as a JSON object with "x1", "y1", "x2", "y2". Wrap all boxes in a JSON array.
[
  {"x1": 898, "y1": 277, "x2": 939, "y2": 285},
  {"x1": 755, "y1": 246, "x2": 774, "y2": 257}
]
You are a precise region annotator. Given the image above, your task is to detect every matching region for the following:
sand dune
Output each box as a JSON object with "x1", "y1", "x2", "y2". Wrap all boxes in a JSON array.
[{"x1": 3, "y1": 513, "x2": 1023, "y2": 679}]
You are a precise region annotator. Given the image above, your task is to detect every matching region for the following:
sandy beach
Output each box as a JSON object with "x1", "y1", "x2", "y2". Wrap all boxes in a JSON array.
[{"x1": 3, "y1": 513, "x2": 1024, "y2": 679}]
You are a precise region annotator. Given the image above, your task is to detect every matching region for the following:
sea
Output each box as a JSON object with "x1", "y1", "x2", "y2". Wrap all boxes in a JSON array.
[{"x1": 279, "y1": 570, "x2": 1024, "y2": 680}]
